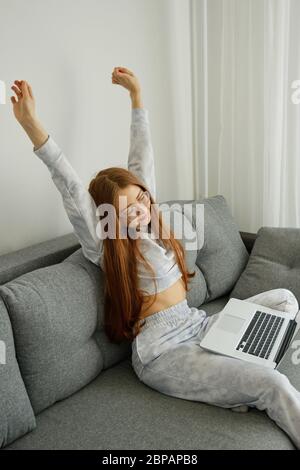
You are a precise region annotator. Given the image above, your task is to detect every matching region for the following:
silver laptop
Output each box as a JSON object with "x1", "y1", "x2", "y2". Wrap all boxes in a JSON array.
[{"x1": 200, "y1": 297, "x2": 299, "y2": 369}]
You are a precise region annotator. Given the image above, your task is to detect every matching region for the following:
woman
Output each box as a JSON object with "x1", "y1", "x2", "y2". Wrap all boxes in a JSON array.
[{"x1": 11, "y1": 68, "x2": 300, "y2": 448}]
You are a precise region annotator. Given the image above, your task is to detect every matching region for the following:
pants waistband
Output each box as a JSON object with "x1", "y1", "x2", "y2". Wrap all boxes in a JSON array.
[{"x1": 138, "y1": 298, "x2": 192, "y2": 330}]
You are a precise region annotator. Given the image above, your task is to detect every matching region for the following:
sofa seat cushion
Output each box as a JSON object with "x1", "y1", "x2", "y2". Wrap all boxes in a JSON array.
[
  {"x1": 199, "y1": 295, "x2": 230, "y2": 317},
  {"x1": 0, "y1": 261, "x2": 104, "y2": 415},
  {"x1": 230, "y1": 227, "x2": 300, "y2": 303},
  {"x1": 0, "y1": 298, "x2": 36, "y2": 447},
  {"x1": 5, "y1": 356, "x2": 294, "y2": 450}
]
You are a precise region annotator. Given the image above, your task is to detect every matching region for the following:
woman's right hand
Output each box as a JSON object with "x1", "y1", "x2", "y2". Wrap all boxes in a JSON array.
[
  {"x1": 10, "y1": 79, "x2": 48, "y2": 150},
  {"x1": 10, "y1": 80, "x2": 37, "y2": 126}
]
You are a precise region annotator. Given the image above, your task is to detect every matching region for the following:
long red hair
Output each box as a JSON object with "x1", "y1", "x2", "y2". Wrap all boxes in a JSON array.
[{"x1": 88, "y1": 167, "x2": 195, "y2": 344}]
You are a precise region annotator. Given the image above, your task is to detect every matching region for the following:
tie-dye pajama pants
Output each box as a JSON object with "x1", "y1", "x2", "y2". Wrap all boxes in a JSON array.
[{"x1": 131, "y1": 288, "x2": 300, "y2": 448}]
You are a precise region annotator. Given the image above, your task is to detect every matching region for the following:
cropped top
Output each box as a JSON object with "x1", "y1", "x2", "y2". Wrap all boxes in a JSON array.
[{"x1": 33, "y1": 108, "x2": 183, "y2": 295}]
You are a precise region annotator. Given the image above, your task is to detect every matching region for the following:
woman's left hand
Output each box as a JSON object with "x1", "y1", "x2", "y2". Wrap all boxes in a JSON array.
[{"x1": 111, "y1": 67, "x2": 141, "y2": 96}]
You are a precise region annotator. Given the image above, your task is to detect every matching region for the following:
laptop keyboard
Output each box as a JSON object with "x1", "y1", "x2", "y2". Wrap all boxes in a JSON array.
[{"x1": 236, "y1": 311, "x2": 284, "y2": 359}]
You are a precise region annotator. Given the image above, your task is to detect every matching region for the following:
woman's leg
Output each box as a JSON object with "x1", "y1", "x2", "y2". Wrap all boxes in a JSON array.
[
  {"x1": 211, "y1": 288, "x2": 299, "y2": 413},
  {"x1": 140, "y1": 336, "x2": 300, "y2": 448},
  {"x1": 243, "y1": 288, "x2": 299, "y2": 316},
  {"x1": 139, "y1": 289, "x2": 300, "y2": 448}
]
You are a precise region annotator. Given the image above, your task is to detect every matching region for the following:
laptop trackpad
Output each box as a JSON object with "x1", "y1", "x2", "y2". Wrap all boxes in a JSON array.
[{"x1": 217, "y1": 314, "x2": 246, "y2": 334}]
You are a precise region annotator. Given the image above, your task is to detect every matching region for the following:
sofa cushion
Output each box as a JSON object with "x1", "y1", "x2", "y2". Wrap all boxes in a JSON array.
[
  {"x1": 160, "y1": 201, "x2": 207, "y2": 308},
  {"x1": 0, "y1": 298, "x2": 36, "y2": 447},
  {"x1": 200, "y1": 294, "x2": 230, "y2": 317},
  {"x1": 163, "y1": 195, "x2": 249, "y2": 303},
  {"x1": 0, "y1": 261, "x2": 103, "y2": 414},
  {"x1": 5, "y1": 356, "x2": 294, "y2": 450},
  {"x1": 62, "y1": 249, "x2": 132, "y2": 369},
  {"x1": 230, "y1": 227, "x2": 300, "y2": 302}
]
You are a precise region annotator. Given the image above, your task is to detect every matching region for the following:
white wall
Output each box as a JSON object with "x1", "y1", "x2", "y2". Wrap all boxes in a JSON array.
[{"x1": 0, "y1": 0, "x2": 194, "y2": 255}]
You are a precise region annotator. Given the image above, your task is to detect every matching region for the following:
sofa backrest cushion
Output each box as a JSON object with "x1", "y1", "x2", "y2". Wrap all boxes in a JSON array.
[
  {"x1": 162, "y1": 195, "x2": 249, "y2": 303},
  {"x1": 0, "y1": 261, "x2": 103, "y2": 414},
  {"x1": 0, "y1": 298, "x2": 36, "y2": 447},
  {"x1": 62, "y1": 249, "x2": 132, "y2": 369},
  {"x1": 160, "y1": 201, "x2": 208, "y2": 307},
  {"x1": 230, "y1": 227, "x2": 300, "y2": 302},
  {"x1": 196, "y1": 195, "x2": 249, "y2": 301}
]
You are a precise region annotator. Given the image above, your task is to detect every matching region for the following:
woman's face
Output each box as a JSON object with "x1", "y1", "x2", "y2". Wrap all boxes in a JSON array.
[{"x1": 117, "y1": 184, "x2": 151, "y2": 229}]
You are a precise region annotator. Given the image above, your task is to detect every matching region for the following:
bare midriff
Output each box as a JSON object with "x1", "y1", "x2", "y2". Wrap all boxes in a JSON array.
[{"x1": 140, "y1": 276, "x2": 186, "y2": 319}]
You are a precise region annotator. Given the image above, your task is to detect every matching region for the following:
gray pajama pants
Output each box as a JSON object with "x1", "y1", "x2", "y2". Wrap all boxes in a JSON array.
[{"x1": 131, "y1": 288, "x2": 300, "y2": 449}]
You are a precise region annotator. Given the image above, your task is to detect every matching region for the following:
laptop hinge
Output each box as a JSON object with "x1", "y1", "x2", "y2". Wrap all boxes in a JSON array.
[{"x1": 274, "y1": 319, "x2": 297, "y2": 365}]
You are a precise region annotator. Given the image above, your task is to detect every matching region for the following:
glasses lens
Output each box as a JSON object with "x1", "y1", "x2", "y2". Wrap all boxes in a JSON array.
[{"x1": 121, "y1": 191, "x2": 150, "y2": 219}]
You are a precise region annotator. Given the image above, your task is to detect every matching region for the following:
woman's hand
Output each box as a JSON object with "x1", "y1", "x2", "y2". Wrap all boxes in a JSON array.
[
  {"x1": 10, "y1": 80, "x2": 37, "y2": 126},
  {"x1": 111, "y1": 67, "x2": 141, "y2": 96},
  {"x1": 10, "y1": 79, "x2": 48, "y2": 150}
]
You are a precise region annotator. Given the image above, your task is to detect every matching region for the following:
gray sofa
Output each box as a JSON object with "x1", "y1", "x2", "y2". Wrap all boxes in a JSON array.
[{"x1": 0, "y1": 195, "x2": 299, "y2": 450}]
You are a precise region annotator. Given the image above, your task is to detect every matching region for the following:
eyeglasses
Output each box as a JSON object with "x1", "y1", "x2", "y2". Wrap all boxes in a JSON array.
[{"x1": 119, "y1": 190, "x2": 151, "y2": 219}]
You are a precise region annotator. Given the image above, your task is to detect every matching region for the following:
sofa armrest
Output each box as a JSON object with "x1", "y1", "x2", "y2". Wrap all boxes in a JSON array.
[
  {"x1": 239, "y1": 231, "x2": 257, "y2": 254},
  {"x1": 0, "y1": 233, "x2": 80, "y2": 285}
]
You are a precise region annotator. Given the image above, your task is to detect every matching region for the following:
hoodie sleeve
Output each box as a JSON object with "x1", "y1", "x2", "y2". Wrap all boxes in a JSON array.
[
  {"x1": 127, "y1": 108, "x2": 156, "y2": 200},
  {"x1": 34, "y1": 135, "x2": 104, "y2": 268}
]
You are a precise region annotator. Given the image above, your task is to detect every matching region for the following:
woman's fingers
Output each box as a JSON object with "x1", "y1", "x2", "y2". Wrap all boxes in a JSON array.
[
  {"x1": 13, "y1": 80, "x2": 22, "y2": 92},
  {"x1": 21, "y1": 80, "x2": 30, "y2": 98},
  {"x1": 23, "y1": 80, "x2": 33, "y2": 97},
  {"x1": 10, "y1": 79, "x2": 34, "y2": 103},
  {"x1": 11, "y1": 85, "x2": 22, "y2": 100},
  {"x1": 11, "y1": 84, "x2": 21, "y2": 95},
  {"x1": 112, "y1": 66, "x2": 134, "y2": 77},
  {"x1": 27, "y1": 83, "x2": 34, "y2": 98},
  {"x1": 112, "y1": 70, "x2": 121, "y2": 80},
  {"x1": 116, "y1": 66, "x2": 134, "y2": 76}
]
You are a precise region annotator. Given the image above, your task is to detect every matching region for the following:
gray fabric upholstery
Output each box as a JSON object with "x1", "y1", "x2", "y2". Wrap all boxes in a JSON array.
[
  {"x1": 200, "y1": 295, "x2": 230, "y2": 317},
  {"x1": 156, "y1": 198, "x2": 208, "y2": 307},
  {"x1": 195, "y1": 195, "x2": 249, "y2": 302},
  {"x1": 5, "y1": 357, "x2": 294, "y2": 450},
  {"x1": 0, "y1": 298, "x2": 36, "y2": 447},
  {"x1": 163, "y1": 195, "x2": 249, "y2": 303},
  {"x1": 185, "y1": 266, "x2": 208, "y2": 309},
  {"x1": 239, "y1": 231, "x2": 257, "y2": 254},
  {"x1": 0, "y1": 232, "x2": 79, "y2": 285},
  {"x1": 0, "y1": 261, "x2": 103, "y2": 414},
  {"x1": 62, "y1": 249, "x2": 132, "y2": 369},
  {"x1": 230, "y1": 227, "x2": 300, "y2": 302}
]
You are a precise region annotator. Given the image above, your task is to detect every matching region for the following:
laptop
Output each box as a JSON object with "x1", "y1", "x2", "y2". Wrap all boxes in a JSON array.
[{"x1": 200, "y1": 297, "x2": 299, "y2": 369}]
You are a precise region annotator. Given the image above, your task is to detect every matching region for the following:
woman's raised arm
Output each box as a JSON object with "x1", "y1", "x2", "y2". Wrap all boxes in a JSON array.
[
  {"x1": 10, "y1": 80, "x2": 104, "y2": 268},
  {"x1": 128, "y1": 104, "x2": 156, "y2": 200},
  {"x1": 112, "y1": 67, "x2": 157, "y2": 200}
]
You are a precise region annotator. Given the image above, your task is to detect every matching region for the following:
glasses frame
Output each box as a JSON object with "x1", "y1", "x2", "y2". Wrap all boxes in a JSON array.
[{"x1": 119, "y1": 190, "x2": 151, "y2": 220}]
